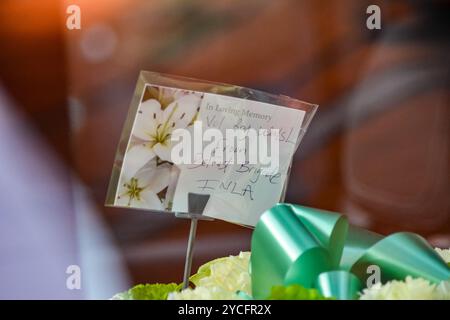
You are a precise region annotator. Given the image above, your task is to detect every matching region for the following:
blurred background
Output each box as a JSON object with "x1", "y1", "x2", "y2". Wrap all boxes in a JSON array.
[{"x1": 0, "y1": 0, "x2": 448, "y2": 299}]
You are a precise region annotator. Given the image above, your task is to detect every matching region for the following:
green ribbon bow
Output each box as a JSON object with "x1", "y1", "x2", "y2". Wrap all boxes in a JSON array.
[{"x1": 251, "y1": 204, "x2": 450, "y2": 300}]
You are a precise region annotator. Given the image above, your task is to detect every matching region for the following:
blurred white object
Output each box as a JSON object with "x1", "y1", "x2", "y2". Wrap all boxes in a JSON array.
[{"x1": 0, "y1": 85, "x2": 130, "y2": 299}]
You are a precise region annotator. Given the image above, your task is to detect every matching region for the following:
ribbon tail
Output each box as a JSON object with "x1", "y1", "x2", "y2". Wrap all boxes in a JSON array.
[
  {"x1": 315, "y1": 271, "x2": 362, "y2": 300},
  {"x1": 350, "y1": 232, "x2": 450, "y2": 284}
]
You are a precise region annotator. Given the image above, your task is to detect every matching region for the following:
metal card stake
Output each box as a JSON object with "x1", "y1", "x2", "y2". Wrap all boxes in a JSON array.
[
  {"x1": 176, "y1": 193, "x2": 214, "y2": 289},
  {"x1": 183, "y1": 217, "x2": 198, "y2": 289}
]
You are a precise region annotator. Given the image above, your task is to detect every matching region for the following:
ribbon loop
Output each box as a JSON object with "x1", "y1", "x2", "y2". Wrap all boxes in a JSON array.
[
  {"x1": 251, "y1": 204, "x2": 331, "y2": 299},
  {"x1": 290, "y1": 204, "x2": 348, "y2": 267}
]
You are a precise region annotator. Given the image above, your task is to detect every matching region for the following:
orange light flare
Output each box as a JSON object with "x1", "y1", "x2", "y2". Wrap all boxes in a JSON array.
[{"x1": 0, "y1": 0, "x2": 133, "y2": 35}]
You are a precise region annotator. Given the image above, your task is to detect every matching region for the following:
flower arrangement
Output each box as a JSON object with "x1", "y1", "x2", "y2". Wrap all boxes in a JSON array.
[{"x1": 112, "y1": 248, "x2": 450, "y2": 300}]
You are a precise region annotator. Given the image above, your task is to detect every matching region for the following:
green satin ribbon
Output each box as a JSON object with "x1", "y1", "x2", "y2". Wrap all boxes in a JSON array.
[{"x1": 251, "y1": 204, "x2": 450, "y2": 300}]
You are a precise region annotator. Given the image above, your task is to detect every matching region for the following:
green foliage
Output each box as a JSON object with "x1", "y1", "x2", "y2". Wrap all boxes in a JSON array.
[
  {"x1": 266, "y1": 284, "x2": 334, "y2": 300},
  {"x1": 115, "y1": 283, "x2": 182, "y2": 300}
]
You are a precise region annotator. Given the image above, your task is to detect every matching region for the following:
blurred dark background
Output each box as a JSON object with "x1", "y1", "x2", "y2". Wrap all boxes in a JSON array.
[{"x1": 0, "y1": 0, "x2": 448, "y2": 298}]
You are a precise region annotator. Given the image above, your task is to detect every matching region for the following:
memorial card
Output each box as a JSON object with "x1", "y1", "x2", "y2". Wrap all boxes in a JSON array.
[{"x1": 106, "y1": 71, "x2": 317, "y2": 227}]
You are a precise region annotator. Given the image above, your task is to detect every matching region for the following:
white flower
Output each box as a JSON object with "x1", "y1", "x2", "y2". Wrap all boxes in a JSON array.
[
  {"x1": 168, "y1": 286, "x2": 244, "y2": 300},
  {"x1": 163, "y1": 165, "x2": 180, "y2": 210},
  {"x1": 359, "y1": 276, "x2": 450, "y2": 300},
  {"x1": 168, "y1": 251, "x2": 251, "y2": 300},
  {"x1": 435, "y1": 248, "x2": 450, "y2": 263},
  {"x1": 116, "y1": 159, "x2": 171, "y2": 210},
  {"x1": 126, "y1": 92, "x2": 201, "y2": 173},
  {"x1": 208, "y1": 252, "x2": 250, "y2": 295},
  {"x1": 435, "y1": 281, "x2": 450, "y2": 300},
  {"x1": 193, "y1": 251, "x2": 251, "y2": 295}
]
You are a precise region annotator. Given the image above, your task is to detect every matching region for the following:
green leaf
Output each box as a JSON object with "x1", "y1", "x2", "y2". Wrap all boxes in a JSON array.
[
  {"x1": 266, "y1": 284, "x2": 334, "y2": 300},
  {"x1": 114, "y1": 283, "x2": 182, "y2": 300}
]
